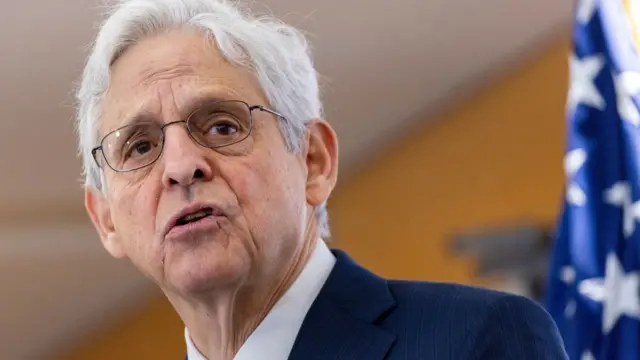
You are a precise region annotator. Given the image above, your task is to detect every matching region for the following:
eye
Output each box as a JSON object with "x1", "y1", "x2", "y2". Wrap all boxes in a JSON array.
[
  {"x1": 208, "y1": 119, "x2": 239, "y2": 136},
  {"x1": 188, "y1": 103, "x2": 249, "y2": 145},
  {"x1": 123, "y1": 136, "x2": 159, "y2": 160},
  {"x1": 127, "y1": 140, "x2": 153, "y2": 157},
  {"x1": 196, "y1": 111, "x2": 242, "y2": 137}
]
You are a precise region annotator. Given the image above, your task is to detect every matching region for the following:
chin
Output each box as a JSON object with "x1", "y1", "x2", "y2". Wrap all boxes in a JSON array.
[{"x1": 165, "y1": 245, "x2": 251, "y2": 294}]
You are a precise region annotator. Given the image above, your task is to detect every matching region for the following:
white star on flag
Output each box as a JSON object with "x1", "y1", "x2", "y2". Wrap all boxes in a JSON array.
[
  {"x1": 560, "y1": 266, "x2": 577, "y2": 285},
  {"x1": 565, "y1": 300, "x2": 577, "y2": 318},
  {"x1": 559, "y1": 266, "x2": 578, "y2": 318},
  {"x1": 614, "y1": 71, "x2": 640, "y2": 126},
  {"x1": 603, "y1": 182, "x2": 640, "y2": 237},
  {"x1": 576, "y1": 0, "x2": 597, "y2": 24},
  {"x1": 578, "y1": 253, "x2": 640, "y2": 333},
  {"x1": 567, "y1": 54, "x2": 606, "y2": 115},
  {"x1": 581, "y1": 350, "x2": 596, "y2": 360},
  {"x1": 564, "y1": 149, "x2": 587, "y2": 206}
]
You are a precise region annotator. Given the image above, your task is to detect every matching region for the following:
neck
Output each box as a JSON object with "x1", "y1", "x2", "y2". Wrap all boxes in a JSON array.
[{"x1": 168, "y1": 233, "x2": 318, "y2": 360}]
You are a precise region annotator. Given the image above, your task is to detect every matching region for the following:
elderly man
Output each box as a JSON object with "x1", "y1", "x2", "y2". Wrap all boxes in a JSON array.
[{"x1": 76, "y1": 0, "x2": 567, "y2": 359}]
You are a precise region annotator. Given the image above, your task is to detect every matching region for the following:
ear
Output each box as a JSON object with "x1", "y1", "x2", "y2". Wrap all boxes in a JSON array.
[
  {"x1": 304, "y1": 119, "x2": 339, "y2": 207},
  {"x1": 85, "y1": 187, "x2": 126, "y2": 259}
]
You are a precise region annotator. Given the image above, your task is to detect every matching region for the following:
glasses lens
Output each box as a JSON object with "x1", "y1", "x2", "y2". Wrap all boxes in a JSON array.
[
  {"x1": 187, "y1": 101, "x2": 252, "y2": 148},
  {"x1": 102, "y1": 123, "x2": 163, "y2": 171}
]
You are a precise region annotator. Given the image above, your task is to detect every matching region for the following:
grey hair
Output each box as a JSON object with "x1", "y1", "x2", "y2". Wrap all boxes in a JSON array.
[{"x1": 75, "y1": 0, "x2": 330, "y2": 237}]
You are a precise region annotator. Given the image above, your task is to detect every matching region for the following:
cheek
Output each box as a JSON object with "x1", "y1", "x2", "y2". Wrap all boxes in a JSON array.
[
  {"x1": 227, "y1": 154, "x2": 305, "y2": 231},
  {"x1": 110, "y1": 170, "x2": 157, "y2": 217},
  {"x1": 110, "y1": 179, "x2": 160, "y2": 254}
]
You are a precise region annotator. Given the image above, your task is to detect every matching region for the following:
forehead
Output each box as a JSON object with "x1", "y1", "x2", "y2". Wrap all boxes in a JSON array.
[{"x1": 101, "y1": 30, "x2": 265, "y2": 131}]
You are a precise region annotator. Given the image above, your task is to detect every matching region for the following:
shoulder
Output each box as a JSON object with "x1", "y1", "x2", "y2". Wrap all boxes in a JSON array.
[
  {"x1": 384, "y1": 280, "x2": 567, "y2": 359},
  {"x1": 388, "y1": 279, "x2": 540, "y2": 311},
  {"x1": 387, "y1": 279, "x2": 553, "y2": 326}
]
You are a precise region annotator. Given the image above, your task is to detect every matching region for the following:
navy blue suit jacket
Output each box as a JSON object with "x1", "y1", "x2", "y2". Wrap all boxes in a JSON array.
[{"x1": 188, "y1": 250, "x2": 568, "y2": 359}]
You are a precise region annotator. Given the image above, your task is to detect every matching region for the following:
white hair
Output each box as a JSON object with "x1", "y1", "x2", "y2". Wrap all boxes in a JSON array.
[{"x1": 75, "y1": 0, "x2": 330, "y2": 237}]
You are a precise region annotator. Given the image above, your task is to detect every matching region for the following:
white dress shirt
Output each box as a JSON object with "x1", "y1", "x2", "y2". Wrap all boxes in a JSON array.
[{"x1": 185, "y1": 240, "x2": 336, "y2": 360}]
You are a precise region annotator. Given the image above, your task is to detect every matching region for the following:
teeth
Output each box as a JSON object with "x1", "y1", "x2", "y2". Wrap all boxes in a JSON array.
[
  {"x1": 182, "y1": 211, "x2": 208, "y2": 222},
  {"x1": 177, "y1": 209, "x2": 213, "y2": 225}
]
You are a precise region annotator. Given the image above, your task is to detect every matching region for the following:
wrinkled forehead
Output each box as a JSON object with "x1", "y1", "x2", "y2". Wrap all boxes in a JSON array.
[{"x1": 99, "y1": 30, "x2": 265, "y2": 134}]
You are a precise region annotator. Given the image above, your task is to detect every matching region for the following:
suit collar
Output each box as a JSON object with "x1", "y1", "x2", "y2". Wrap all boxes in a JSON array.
[
  {"x1": 288, "y1": 249, "x2": 397, "y2": 360},
  {"x1": 185, "y1": 240, "x2": 335, "y2": 360}
]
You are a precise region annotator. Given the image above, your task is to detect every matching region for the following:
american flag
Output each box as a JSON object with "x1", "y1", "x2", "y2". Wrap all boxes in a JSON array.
[{"x1": 545, "y1": 0, "x2": 640, "y2": 359}]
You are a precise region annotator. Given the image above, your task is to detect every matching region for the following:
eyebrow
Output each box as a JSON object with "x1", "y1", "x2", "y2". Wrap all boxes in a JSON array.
[{"x1": 115, "y1": 93, "x2": 240, "y2": 130}]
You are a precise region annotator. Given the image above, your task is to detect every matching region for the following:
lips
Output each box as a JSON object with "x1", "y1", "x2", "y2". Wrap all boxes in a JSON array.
[
  {"x1": 163, "y1": 203, "x2": 225, "y2": 238},
  {"x1": 175, "y1": 208, "x2": 213, "y2": 226}
]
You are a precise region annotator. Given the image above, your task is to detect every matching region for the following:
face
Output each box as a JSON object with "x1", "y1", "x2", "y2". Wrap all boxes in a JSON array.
[{"x1": 85, "y1": 30, "x2": 338, "y2": 296}]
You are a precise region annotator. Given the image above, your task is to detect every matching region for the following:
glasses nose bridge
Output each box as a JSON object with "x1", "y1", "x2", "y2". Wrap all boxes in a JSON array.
[
  {"x1": 160, "y1": 119, "x2": 188, "y2": 134},
  {"x1": 160, "y1": 119, "x2": 195, "y2": 143},
  {"x1": 159, "y1": 119, "x2": 201, "y2": 155}
]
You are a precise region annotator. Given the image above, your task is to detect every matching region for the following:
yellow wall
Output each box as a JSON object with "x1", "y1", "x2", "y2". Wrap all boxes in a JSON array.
[
  {"x1": 331, "y1": 37, "x2": 569, "y2": 284},
  {"x1": 59, "y1": 297, "x2": 184, "y2": 360},
  {"x1": 55, "y1": 37, "x2": 570, "y2": 360}
]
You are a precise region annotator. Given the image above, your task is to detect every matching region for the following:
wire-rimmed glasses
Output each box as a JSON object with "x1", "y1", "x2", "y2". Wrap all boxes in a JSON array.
[{"x1": 91, "y1": 100, "x2": 285, "y2": 172}]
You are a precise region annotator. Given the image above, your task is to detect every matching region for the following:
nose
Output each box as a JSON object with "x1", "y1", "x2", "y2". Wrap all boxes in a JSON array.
[{"x1": 161, "y1": 125, "x2": 213, "y2": 188}]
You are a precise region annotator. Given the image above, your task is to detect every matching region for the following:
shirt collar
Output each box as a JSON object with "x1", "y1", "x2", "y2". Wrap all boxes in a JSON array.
[{"x1": 186, "y1": 239, "x2": 336, "y2": 360}]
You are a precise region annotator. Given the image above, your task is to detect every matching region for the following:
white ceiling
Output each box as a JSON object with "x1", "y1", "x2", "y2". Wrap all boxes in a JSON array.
[{"x1": 0, "y1": 0, "x2": 572, "y2": 359}]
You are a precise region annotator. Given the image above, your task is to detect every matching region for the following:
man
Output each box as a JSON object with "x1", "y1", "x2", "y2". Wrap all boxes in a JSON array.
[{"x1": 76, "y1": 0, "x2": 568, "y2": 359}]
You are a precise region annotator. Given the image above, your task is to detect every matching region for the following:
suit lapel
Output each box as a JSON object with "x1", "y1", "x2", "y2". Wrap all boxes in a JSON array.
[{"x1": 288, "y1": 250, "x2": 397, "y2": 360}]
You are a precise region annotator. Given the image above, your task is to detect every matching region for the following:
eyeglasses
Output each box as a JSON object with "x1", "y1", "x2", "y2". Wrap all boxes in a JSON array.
[{"x1": 91, "y1": 100, "x2": 285, "y2": 172}]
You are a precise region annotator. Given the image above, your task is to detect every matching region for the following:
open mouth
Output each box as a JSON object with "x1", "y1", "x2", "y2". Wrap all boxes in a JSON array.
[{"x1": 175, "y1": 208, "x2": 214, "y2": 226}]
